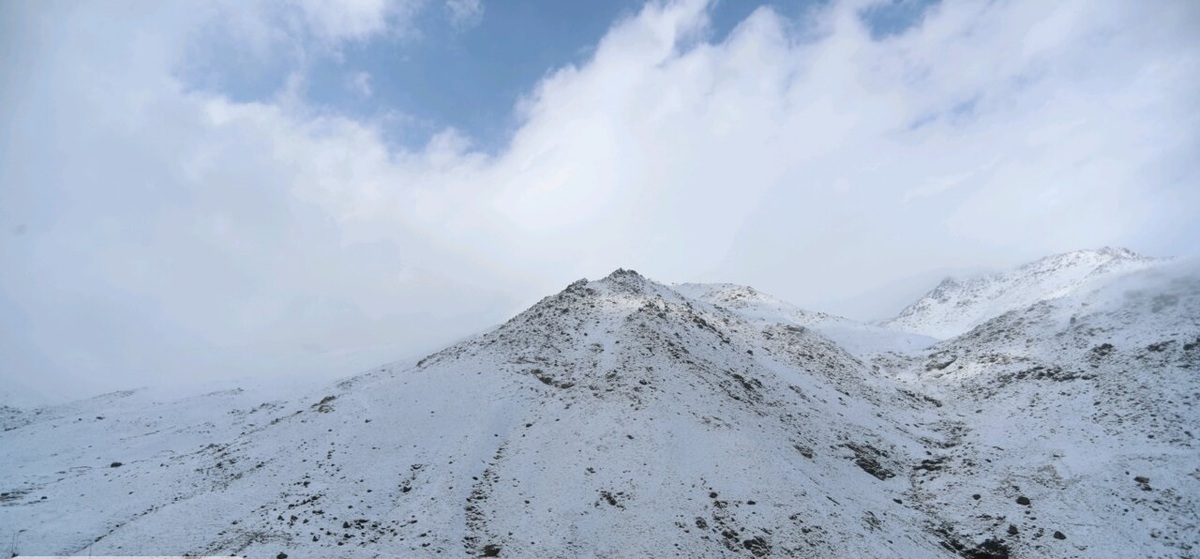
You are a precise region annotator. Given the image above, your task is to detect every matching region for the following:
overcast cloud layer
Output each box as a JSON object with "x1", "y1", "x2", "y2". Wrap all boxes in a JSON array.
[{"x1": 2, "y1": 0, "x2": 1198, "y2": 401}]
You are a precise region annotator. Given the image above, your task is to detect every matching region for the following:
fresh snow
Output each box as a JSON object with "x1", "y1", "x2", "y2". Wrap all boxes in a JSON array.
[
  {"x1": 1, "y1": 253, "x2": 1197, "y2": 559},
  {"x1": 885, "y1": 247, "x2": 1165, "y2": 339},
  {"x1": 673, "y1": 283, "x2": 938, "y2": 356}
]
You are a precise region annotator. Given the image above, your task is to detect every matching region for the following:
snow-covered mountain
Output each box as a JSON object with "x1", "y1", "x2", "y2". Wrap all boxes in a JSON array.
[
  {"x1": 901, "y1": 259, "x2": 1200, "y2": 558},
  {"x1": 885, "y1": 247, "x2": 1165, "y2": 339},
  {"x1": 673, "y1": 282, "x2": 937, "y2": 356},
  {"x1": 2, "y1": 257, "x2": 1196, "y2": 559}
]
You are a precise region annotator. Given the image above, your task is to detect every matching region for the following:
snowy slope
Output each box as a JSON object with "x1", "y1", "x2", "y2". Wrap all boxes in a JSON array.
[
  {"x1": 674, "y1": 283, "x2": 937, "y2": 357},
  {"x1": 1, "y1": 271, "x2": 948, "y2": 558},
  {"x1": 904, "y1": 260, "x2": 1200, "y2": 558},
  {"x1": 2, "y1": 263, "x2": 1196, "y2": 559},
  {"x1": 885, "y1": 247, "x2": 1164, "y2": 339}
]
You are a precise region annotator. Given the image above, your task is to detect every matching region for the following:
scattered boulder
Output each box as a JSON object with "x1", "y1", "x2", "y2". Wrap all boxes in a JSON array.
[
  {"x1": 965, "y1": 538, "x2": 1011, "y2": 559},
  {"x1": 935, "y1": 528, "x2": 1010, "y2": 559},
  {"x1": 742, "y1": 536, "x2": 771, "y2": 557},
  {"x1": 1146, "y1": 340, "x2": 1174, "y2": 352},
  {"x1": 844, "y1": 443, "x2": 895, "y2": 480},
  {"x1": 313, "y1": 395, "x2": 336, "y2": 413}
]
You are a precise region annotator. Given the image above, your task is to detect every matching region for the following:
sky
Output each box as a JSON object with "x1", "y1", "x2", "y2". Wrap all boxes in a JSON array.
[{"x1": 1, "y1": 0, "x2": 1198, "y2": 402}]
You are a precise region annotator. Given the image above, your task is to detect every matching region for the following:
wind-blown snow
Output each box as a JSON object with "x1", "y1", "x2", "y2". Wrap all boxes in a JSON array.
[{"x1": 885, "y1": 247, "x2": 1165, "y2": 339}]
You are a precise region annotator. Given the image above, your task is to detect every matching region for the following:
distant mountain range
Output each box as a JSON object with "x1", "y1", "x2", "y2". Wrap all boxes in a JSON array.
[{"x1": 2, "y1": 248, "x2": 1196, "y2": 558}]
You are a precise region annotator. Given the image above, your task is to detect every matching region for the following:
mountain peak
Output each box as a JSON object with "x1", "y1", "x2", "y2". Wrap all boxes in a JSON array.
[
  {"x1": 888, "y1": 247, "x2": 1164, "y2": 339},
  {"x1": 599, "y1": 268, "x2": 648, "y2": 293},
  {"x1": 1022, "y1": 246, "x2": 1150, "y2": 270},
  {"x1": 1096, "y1": 246, "x2": 1143, "y2": 259},
  {"x1": 604, "y1": 267, "x2": 644, "y2": 281}
]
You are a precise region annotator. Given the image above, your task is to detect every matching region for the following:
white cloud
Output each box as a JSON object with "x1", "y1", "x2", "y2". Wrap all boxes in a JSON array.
[
  {"x1": 445, "y1": 0, "x2": 484, "y2": 30},
  {"x1": 901, "y1": 156, "x2": 1001, "y2": 204},
  {"x1": 175, "y1": 0, "x2": 423, "y2": 90},
  {"x1": 293, "y1": 0, "x2": 404, "y2": 42},
  {"x1": 348, "y1": 71, "x2": 373, "y2": 97},
  {"x1": 1, "y1": 0, "x2": 1197, "y2": 398}
]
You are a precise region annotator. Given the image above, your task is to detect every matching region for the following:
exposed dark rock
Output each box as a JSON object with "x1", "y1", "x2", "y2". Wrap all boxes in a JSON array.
[
  {"x1": 914, "y1": 457, "x2": 948, "y2": 473},
  {"x1": 900, "y1": 388, "x2": 943, "y2": 407},
  {"x1": 598, "y1": 490, "x2": 627, "y2": 509},
  {"x1": 997, "y1": 365, "x2": 1083, "y2": 384},
  {"x1": 927, "y1": 356, "x2": 958, "y2": 371},
  {"x1": 529, "y1": 368, "x2": 575, "y2": 389},
  {"x1": 742, "y1": 536, "x2": 771, "y2": 557},
  {"x1": 313, "y1": 395, "x2": 336, "y2": 413},
  {"x1": 1146, "y1": 341, "x2": 1174, "y2": 352},
  {"x1": 843, "y1": 443, "x2": 895, "y2": 480},
  {"x1": 935, "y1": 527, "x2": 1010, "y2": 559},
  {"x1": 964, "y1": 538, "x2": 1011, "y2": 559}
]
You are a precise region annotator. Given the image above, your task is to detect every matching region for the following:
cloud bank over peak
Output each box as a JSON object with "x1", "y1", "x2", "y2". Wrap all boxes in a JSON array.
[{"x1": 1, "y1": 0, "x2": 1197, "y2": 398}]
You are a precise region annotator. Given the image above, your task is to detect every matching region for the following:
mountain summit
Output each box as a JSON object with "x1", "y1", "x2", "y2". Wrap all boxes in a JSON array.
[
  {"x1": 2, "y1": 255, "x2": 1196, "y2": 558},
  {"x1": 885, "y1": 247, "x2": 1163, "y2": 339}
]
